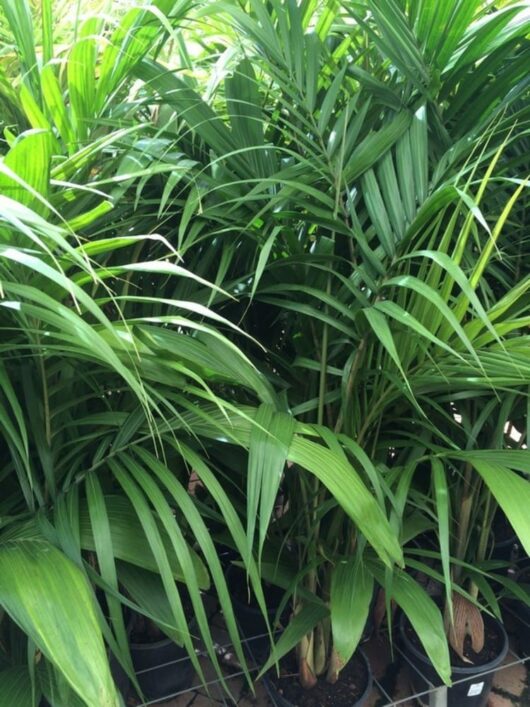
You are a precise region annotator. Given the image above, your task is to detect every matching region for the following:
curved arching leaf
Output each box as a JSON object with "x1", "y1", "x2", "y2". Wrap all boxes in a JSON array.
[{"x1": 0, "y1": 540, "x2": 120, "y2": 706}]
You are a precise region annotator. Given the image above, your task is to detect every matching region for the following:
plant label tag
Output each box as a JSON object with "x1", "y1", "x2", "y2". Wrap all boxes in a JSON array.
[{"x1": 467, "y1": 682, "x2": 484, "y2": 697}]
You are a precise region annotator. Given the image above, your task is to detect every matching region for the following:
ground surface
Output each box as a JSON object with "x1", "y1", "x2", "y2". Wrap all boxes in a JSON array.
[{"x1": 133, "y1": 604, "x2": 530, "y2": 706}]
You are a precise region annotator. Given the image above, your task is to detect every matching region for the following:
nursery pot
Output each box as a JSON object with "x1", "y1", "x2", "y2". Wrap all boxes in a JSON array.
[
  {"x1": 399, "y1": 612, "x2": 508, "y2": 707},
  {"x1": 510, "y1": 601, "x2": 530, "y2": 657},
  {"x1": 264, "y1": 649, "x2": 372, "y2": 707},
  {"x1": 504, "y1": 566, "x2": 530, "y2": 657},
  {"x1": 129, "y1": 626, "x2": 195, "y2": 700},
  {"x1": 110, "y1": 654, "x2": 131, "y2": 699},
  {"x1": 490, "y1": 511, "x2": 528, "y2": 569},
  {"x1": 491, "y1": 534, "x2": 522, "y2": 566},
  {"x1": 226, "y1": 564, "x2": 287, "y2": 663}
]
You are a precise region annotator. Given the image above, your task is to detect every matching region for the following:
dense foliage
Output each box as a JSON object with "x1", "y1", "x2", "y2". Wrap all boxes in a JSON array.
[{"x1": 0, "y1": 0, "x2": 529, "y2": 704}]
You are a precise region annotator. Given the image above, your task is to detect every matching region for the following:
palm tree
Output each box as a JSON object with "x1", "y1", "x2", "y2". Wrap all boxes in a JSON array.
[
  {"x1": 134, "y1": 0, "x2": 530, "y2": 691},
  {"x1": 0, "y1": 2, "x2": 407, "y2": 703}
]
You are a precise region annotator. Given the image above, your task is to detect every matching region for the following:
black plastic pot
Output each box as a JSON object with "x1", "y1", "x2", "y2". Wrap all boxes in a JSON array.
[
  {"x1": 130, "y1": 634, "x2": 195, "y2": 701},
  {"x1": 264, "y1": 649, "x2": 372, "y2": 707},
  {"x1": 504, "y1": 566, "x2": 530, "y2": 656},
  {"x1": 490, "y1": 511, "x2": 528, "y2": 569},
  {"x1": 110, "y1": 654, "x2": 131, "y2": 699},
  {"x1": 490, "y1": 533, "x2": 523, "y2": 567},
  {"x1": 399, "y1": 612, "x2": 508, "y2": 707},
  {"x1": 226, "y1": 564, "x2": 287, "y2": 663},
  {"x1": 511, "y1": 602, "x2": 530, "y2": 657}
]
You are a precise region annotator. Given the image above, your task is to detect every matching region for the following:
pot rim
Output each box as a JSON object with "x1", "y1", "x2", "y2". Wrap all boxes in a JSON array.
[
  {"x1": 398, "y1": 611, "x2": 509, "y2": 677},
  {"x1": 129, "y1": 636, "x2": 188, "y2": 651},
  {"x1": 492, "y1": 534, "x2": 519, "y2": 549},
  {"x1": 128, "y1": 611, "x2": 197, "y2": 652}
]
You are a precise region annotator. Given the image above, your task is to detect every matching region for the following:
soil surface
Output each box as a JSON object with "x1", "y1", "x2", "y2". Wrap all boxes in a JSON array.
[
  {"x1": 268, "y1": 652, "x2": 369, "y2": 706},
  {"x1": 405, "y1": 612, "x2": 505, "y2": 669}
]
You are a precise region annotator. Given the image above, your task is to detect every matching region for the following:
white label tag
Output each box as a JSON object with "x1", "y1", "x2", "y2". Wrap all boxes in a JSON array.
[{"x1": 467, "y1": 682, "x2": 484, "y2": 697}]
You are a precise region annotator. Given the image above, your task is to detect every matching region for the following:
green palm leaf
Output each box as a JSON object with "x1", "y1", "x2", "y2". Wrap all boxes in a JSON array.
[{"x1": 0, "y1": 540, "x2": 120, "y2": 706}]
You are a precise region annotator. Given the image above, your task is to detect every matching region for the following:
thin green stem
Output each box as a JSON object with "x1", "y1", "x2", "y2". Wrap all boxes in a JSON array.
[
  {"x1": 454, "y1": 462, "x2": 475, "y2": 585},
  {"x1": 335, "y1": 336, "x2": 366, "y2": 436}
]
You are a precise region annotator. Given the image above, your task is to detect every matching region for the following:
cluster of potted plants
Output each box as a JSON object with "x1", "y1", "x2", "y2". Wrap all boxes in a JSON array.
[{"x1": 0, "y1": 0, "x2": 529, "y2": 706}]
